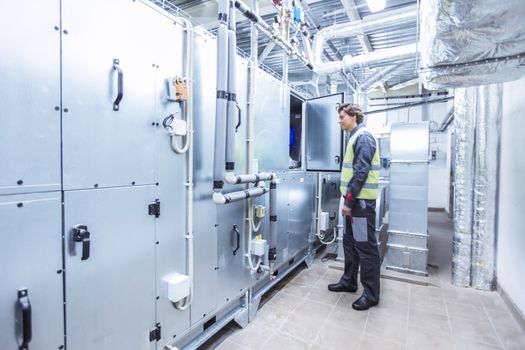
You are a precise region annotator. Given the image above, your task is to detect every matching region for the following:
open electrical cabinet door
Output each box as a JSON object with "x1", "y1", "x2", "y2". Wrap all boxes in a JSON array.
[{"x1": 304, "y1": 93, "x2": 345, "y2": 172}]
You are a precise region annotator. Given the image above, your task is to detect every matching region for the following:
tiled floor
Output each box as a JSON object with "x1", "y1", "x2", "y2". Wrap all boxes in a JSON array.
[{"x1": 209, "y1": 212, "x2": 525, "y2": 350}]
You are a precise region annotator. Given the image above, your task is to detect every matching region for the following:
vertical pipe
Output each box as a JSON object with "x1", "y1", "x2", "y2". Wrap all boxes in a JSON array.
[
  {"x1": 269, "y1": 178, "x2": 278, "y2": 273},
  {"x1": 226, "y1": 1, "x2": 237, "y2": 171},
  {"x1": 471, "y1": 84, "x2": 502, "y2": 291},
  {"x1": 245, "y1": 0, "x2": 259, "y2": 271},
  {"x1": 213, "y1": 0, "x2": 230, "y2": 190},
  {"x1": 451, "y1": 87, "x2": 476, "y2": 287}
]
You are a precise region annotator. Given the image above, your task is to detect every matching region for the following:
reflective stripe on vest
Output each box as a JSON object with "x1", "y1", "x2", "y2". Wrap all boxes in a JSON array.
[{"x1": 340, "y1": 127, "x2": 380, "y2": 200}]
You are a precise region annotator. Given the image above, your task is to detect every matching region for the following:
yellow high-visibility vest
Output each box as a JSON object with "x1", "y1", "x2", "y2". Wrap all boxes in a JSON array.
[{"x1": 340, "y1": 127, "x2": 380, "y2": 199}]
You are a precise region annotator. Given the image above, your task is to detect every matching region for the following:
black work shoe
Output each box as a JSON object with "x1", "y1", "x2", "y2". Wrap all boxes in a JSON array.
[
  {"x1": 351, "y1": 295, "x2": 378, "y2": 311},
  {"x1": 327, "y1": 283, "x2": 357, "y2": 293}
]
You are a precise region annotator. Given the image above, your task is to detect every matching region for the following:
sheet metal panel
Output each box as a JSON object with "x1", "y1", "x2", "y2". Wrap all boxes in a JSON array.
[
  {"x1": 0, "y1": 1, "x2": 61, "y2": 195},
  {"x1": 62, "y1": 0, "x2": 158, "y2": 190},
  {"x1": 305, "y1": 93, "x2": 344, "y2": 171},
  {"x1": 190, "y1": 32, "x2": 218, "y2": 324},
  {"x1": 275, "y1": 171, "x2": 291, "y2": 264},
  {"x1": 64, "y1": 186, "x2": 156, "y2": 350},
  {"x1": 253, "y1": 71, "x2": 290, "y2": 172},
  {"x1": 142, "y1": 2, "x2": 191, "y2": 341},
  {"x1": 287, "y1": 171, "x2": 315, "y2": 257},
  {"x1": 0, "y1": 192, "x2": 63, "y2": 350}
]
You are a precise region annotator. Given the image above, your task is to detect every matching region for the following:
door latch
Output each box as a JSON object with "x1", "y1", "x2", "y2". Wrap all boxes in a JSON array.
[
  {"x1": 72, "y1": 225, "x2": 91, "y2": 261},
  {"x1": 334, "y1": 155, "x2": 341, "y2": 164}
]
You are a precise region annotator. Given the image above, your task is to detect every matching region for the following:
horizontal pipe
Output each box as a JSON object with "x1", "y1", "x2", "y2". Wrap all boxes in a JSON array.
[
  {"x1": 234, "y1": 0, "x2": 313, "y2": 70},
  {"x1": 366, "y1": 96, "x2": 454, "y2": 115},
  {"x1": 213, "y1": 186, "x2": 269, "y2": 204},
  {"x1": 225, "y1": 172, "x2": 274, "y2": 185}
]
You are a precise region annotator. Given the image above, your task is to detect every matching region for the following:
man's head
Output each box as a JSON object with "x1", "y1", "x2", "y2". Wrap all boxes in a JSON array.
[{"x1": 338, "y1": 103, "x2": 364, "y2": 131}]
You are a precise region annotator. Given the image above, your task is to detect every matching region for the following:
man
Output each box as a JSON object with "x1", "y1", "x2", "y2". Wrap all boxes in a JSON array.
[{"x1": 328, "y1": 103, "x2": 381, "y2": 311}]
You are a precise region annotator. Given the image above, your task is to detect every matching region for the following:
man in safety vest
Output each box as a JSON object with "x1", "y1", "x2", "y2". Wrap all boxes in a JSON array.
[{"x1": 328, "y1": 103, "x2": 381, "y2": 311}]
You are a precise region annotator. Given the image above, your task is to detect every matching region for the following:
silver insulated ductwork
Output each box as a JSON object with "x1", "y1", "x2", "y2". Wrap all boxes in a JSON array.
[
  {"x1": 420, "y1": 0, "x2": 525, "y2": 89},
  {"x1": 452, "y1": 88, "x2": 476, "y2": 287},
  {"x1": 471, "y1": 84, "x2": 502, "y2": 291},
  {"x1": 452, "y1": 84, "x2": 502, "y2": 291}
]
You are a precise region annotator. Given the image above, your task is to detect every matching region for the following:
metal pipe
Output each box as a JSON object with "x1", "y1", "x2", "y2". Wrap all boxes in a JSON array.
[
  {"x1": 312, "y1": 5, "x2": 417, "y2": 74},
  {"x1": 361, "y1": 63, "x2": 410, "y2": 91},
  {"x1": 213, "y1": 186, "x2": 269, "y2": 205},
  {"x1": 213, "y1": 0, "x2": 230, "y2": 190},
  {"x1": 365, "y1": 96, "x2": 453, "y2": 115},
  {"x1": 234, "y1": 0, "x2": 313, "y2": 70},
  {"x1": 225, "y1": 172, "x2": 274, "y2": 185},
  {"x1": 226, "y1": 2, "x2": 237, "y2": 171},
  {"x1": 268, "y1": 178, "x2": 278, "y2": 274}
]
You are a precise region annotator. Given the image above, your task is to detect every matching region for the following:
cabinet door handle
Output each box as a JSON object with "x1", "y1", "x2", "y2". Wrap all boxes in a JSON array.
[
  {"x1": 334, "y1": 155, "x2": 341, "y2": 164},
  {"x1": 113, "y1": 58, "x2": 123, "y2": 111},
  {"x1": 17, "y1": 288, "x2": 32, "y2": 350},
  {"x1": 232, "y1": 225, "x2": 240, "y2": 255},
  {"x1": 72, "y1": 225, "x2": 91, "y2": 260}
]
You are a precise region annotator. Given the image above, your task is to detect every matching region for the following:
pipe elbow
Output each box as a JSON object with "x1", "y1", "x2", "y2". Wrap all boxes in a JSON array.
[
  {"x1": 213, "y1": 192, "x2": 226, "y2": 205},
  {"x1": 224, "y1": 172, "x2": 238, "y2": 185}
]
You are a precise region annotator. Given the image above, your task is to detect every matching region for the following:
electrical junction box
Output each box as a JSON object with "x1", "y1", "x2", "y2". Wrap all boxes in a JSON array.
[
  {"x1": 164, "y1": 118, "x2": 187, "y2": 136},
  {"x1": 162, "y1": 273, "x2": 189, "y2": 303},
  {"x1": 319, "y1": 212, "x2": 329, "y2": 231},
  {"x1": 251, "y1": 239, "x2": 267, "y2": 257},
  {"x1": 255, "y1": 205, "x2": 266, "y2": 219}
]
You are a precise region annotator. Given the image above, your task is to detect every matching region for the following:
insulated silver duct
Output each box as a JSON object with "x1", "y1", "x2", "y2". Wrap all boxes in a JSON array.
[
  {"x1": 420, "y1": 0, "x2": 525, "y2": 89},
  {"x1": 225, "y1": 4, "x2": 237, "y2": 171},
  {"x1": 213, "y1": 0, "x2": 230, "y2": 190},
  {"x1": 471, "y1": 84, "x2": 502, "y2": 291},
  {"x1": 452, "y1": 87, "x2": 476, "y2": 287},
  {"x1": 360, "y1": 63, "x2": 410, "y2": 91}
]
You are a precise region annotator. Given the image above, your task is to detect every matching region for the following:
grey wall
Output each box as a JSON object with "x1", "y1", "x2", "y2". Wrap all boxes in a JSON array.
[{"x1": 497, "y1": 76, "x2": 525, "y2": 316}]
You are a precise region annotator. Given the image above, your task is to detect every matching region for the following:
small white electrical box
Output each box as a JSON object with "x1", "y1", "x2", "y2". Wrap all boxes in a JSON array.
[
  {"x1": 319, "y1": 212, "x2": 330, "y2": 231},
  {"x1": 166, "y1": 118, "x2": 187, "y2": 136},
  {"x1": 163, "y1": 273, "x2": 189, "y2": 303},
  {"x1": 251, "y1": 239, "x2": 267, "y2": 257},
  {"x1": 254, "y1": 205, "x2": 266, "y2": 219}
]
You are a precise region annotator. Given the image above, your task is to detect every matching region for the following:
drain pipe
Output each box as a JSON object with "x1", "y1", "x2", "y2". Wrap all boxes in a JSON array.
[
  {"x1": 226, "y1": 2, "x2": 238, "y2": 172},
  {"x1": 213, "y1": 0, "x2": 230, "y2": 191},
  {"x1": 174, "y1": 17, "x2": 194, "y2": 311}
]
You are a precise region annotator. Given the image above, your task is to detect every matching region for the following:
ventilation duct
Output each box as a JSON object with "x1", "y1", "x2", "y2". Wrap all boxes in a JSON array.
[
  {"x1": 420, "y1": 0, "x2": 525, "y2": 89},
  {"x1": 312, "y1": 6, "x2": 417, "y2": 75}
]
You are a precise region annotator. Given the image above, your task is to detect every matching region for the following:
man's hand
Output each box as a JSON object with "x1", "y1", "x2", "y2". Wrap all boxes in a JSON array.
[{"x1": 342, "y1": 204, "x2": 352, "y2": 217}]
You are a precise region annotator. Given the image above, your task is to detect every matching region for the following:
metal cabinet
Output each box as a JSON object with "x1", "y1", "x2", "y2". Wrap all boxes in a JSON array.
[
  {"x1": 62, "y1": 0, "x2": 158, "y2": 190},
  {"x1": 0, "y1": 193, "x2": 63, "y2": 350},
  {"x1": 0, "y1": 1, "x2": 61, "y2": 195},
  {"x1": 305, "y1": 93, "x2": 344, "y2": 171},
  {"x1": 64, "y1": 186, "x2": 157, "y2": 350}
]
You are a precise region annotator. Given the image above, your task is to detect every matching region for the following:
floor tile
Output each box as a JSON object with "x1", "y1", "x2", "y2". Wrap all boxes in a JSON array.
[
  {"x1": 407, "y1": 324, "x2": 454, "y2": 350},
  {"x1": 264, "y1": 291, "x2": 303, "y2": 314},
  {"x1": 364, "y1": 315, "x2": 408, "y2": 345},
  {"x1": 408, "y1": 307, "x2": 451, "y2": 333},
  {"x1": 453, "y1": 336, "x2": 504, "y2": 350},
  {"x1": 227, "y1": 324, "x2": 275, "y2": 350},
  {"x1": 314, "y1": 322, "x2": 361, "y2": 350},
  {"x1": 447, "y1": 301, "x2": 490, "y2": 322},
  {"x1": 281, "y1": 282, "x2": 313, "y2": 298},
  {"x1": 357, "y1": 334, "x2": 405, "y2": 350},
  {"x1": 449, "y1": 317, "x2": 502, "y2": 347},
  {"x1": 292, "y1": 299, "x2": 333, "y2": 323},
  {"x1": 280, "y1": 313, "x2": 322, "y2": 343},
  {"x1": 262, "y1": 332, "x2": 309, "y2": 350},
  {"x1": 305, "y1": 285, "x2": 342, "y2": 306},
  {"x1": 410, "y1": 294, "x2": 447, "y2": 316},
  {"x1": 369, "y1": 299, "x2": 408, "y2": 321},
  {"x1": 325, "y1": 307, "x2": 368, "y2": 333},
  {"x1": 252, "y1": 303, "x2": 291, "y2": 329}
]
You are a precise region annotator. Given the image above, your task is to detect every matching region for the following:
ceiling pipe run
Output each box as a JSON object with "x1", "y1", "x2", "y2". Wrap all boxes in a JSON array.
[{"x1": 312, "y1": 5, "x2": 417, "y2": 75}]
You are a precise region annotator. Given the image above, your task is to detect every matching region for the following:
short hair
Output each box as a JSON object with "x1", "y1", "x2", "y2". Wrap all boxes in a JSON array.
[{"x1": 338, "y1": 103, "x2": 364, "y2": 124}]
